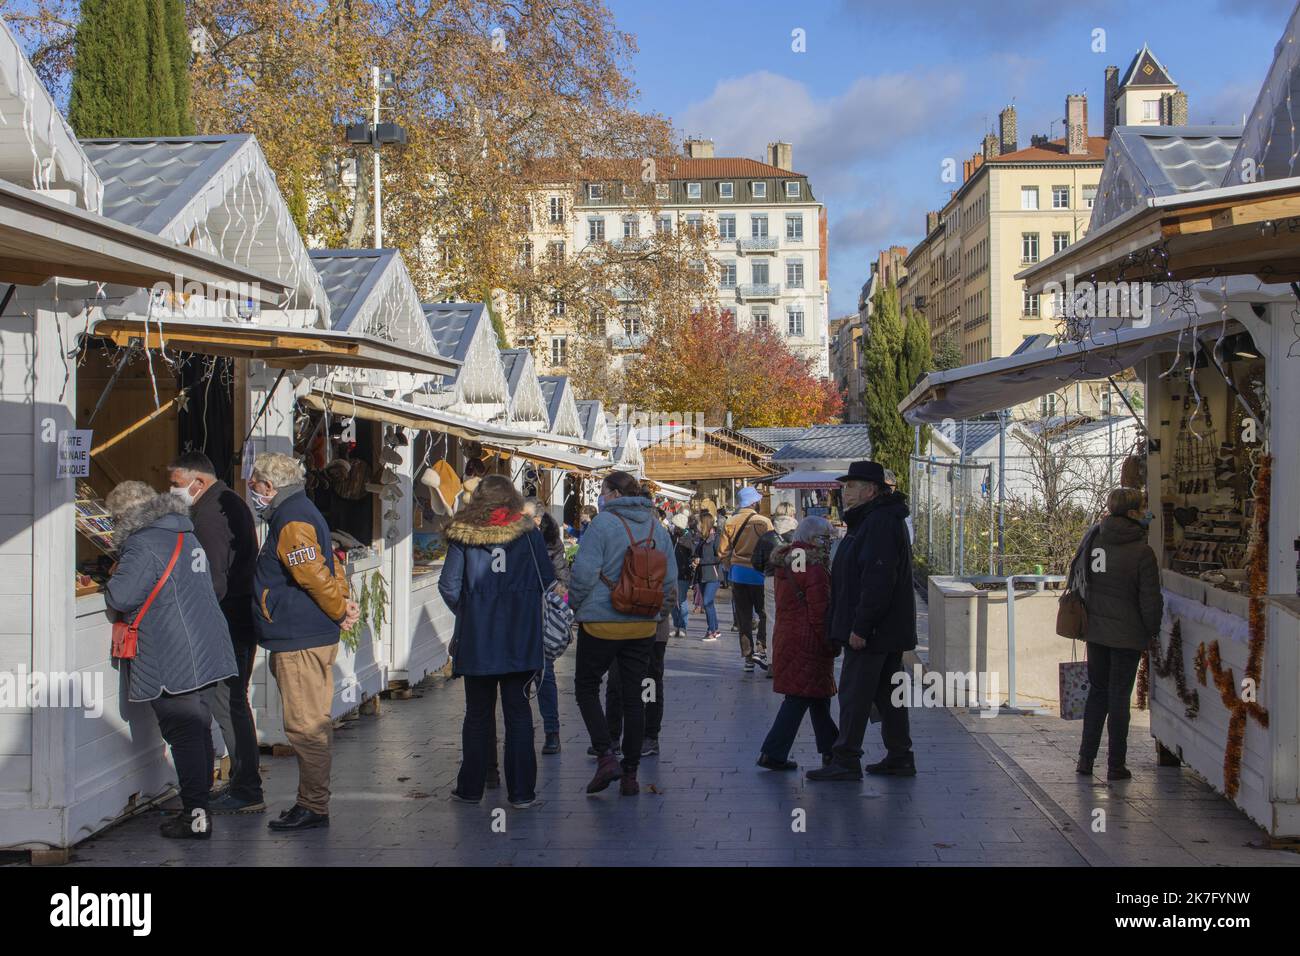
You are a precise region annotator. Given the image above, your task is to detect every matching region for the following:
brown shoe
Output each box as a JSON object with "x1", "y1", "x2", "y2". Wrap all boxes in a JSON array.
[
  {"x1": 620, "y1": 769, "x2": 640, "y2": 796},
  {"x1": 586, "y1": 752, "x2": 622, "y2": 794}
]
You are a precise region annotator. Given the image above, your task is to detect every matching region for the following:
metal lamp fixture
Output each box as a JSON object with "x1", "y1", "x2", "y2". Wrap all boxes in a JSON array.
[{"x1": 340, "y1": 66, "x2": 409, "y2": 248}]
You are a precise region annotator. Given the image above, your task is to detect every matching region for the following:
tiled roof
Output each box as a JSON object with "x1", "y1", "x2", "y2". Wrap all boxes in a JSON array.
[
  {"x1": 771, "y1": 424, "x2": 873, "y2": 462},
  {"x1": 527, "y1": 155, "x2": 805, "y2": 182},
  {"x1": 500, "y1": 348, "x2": 528, "y2": 395},
  {"x1": 310, "y1": 249, "x2": 391, "y2": 332},
  {"x1": 575, "y1": 399, "x2": 603, "y2": 442},
  {"x1": 1120, "y1": 44, "x2": 1176, "y2": 89},
  {"x1": 934, "y1": 419, "x2": 1002, "y2": 456},
  {"x1": 738, "y1": 426, "x2": 807, "y2": 447},
  {"x1": 421, "y1": 302, "x2": 484, "y2": 364},
  {"x1": 538, "y1": 375, "x2": 568, "y2": 429},
  {"x1": 992, "y1": 136, "x2": 1108, "y2": 164}
]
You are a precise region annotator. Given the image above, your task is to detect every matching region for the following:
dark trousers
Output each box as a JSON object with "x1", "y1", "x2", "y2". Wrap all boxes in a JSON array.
[
  {"x1": 575, "y1": 628, "x2": 653, "y2": 771},
  {"x1": 151, "y1": 688, "x2": 216, "y2": 812},
  {"x1": 733, "y1": 582, "x2": 767, "y2": 658},
  {"x1": 1080, "y1": 643, "x2": 1143, "y2": 769},
  {"x1": 608, "y1": 641, "x2": 667, "y2": 741},
  {"x1": 458, "y1": 672, "x2": 536, "y2": 803},
  {"x1": 830, "y1": 648, "x2": 912, "y2": 769},
  {"x1": 204, "y1": 638, "x2": 263, "y2": 801},
  {"x1": 760, "y1": 695, "x2": 839, "y2": 763}
]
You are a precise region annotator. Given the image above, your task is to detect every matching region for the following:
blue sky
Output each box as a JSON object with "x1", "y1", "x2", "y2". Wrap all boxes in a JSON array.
[{"x1": 607, "y1": 0, "x2": 1295, "y2": 316}]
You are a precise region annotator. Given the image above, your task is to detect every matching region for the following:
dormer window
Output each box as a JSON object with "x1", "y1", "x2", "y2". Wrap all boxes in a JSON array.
[
  {"x1": 719, "y1": 182, "x2": 734, "y2": 199},
  {"x1": 751, "y1": 181, "x2": 767, "y2": 199},
  {"x1": 587, "y1": 183, "x2": 603, "y2": 201},
  {"x1": 686, "y1": 182, "x2": 702, "y2": 200},
  {"x1": 785, "y1": 181, "x2": 801, "y2": 198},
  {"x1": 655, "y1": 183, "x2": 670, "y2": 201}
]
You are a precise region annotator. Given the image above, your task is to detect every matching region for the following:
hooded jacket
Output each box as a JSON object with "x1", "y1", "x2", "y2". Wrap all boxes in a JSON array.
[
  {"x1": 827, "y1": 491, "x2": 917, "y2": 653},
  {"x1": 770, "y1": 539, "x2": 837, "y2": 698},
  {"x1": 568, "y1": 496, "x2": 677, "y2": 625},
  {"x1": 439, "y1": 510, "x2": 554, "y2": 676},
  {"x1": 105, "y1": 493, "x2": 237, "y2": 702},
  {"x1": 252, "y1": 485, "x2": 349, "y2": 652},
  {"x1": 1081, "y1": 514, "x2": 1163, "y2": 651}
]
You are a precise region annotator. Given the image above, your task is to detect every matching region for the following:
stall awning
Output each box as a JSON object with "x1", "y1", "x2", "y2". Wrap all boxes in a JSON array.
[
  {"x1": 899, "y1": 316, "x2": 1222, "y2": 424},
  {"x1": 771, "y1": 470, "x2": 843, "y2": 491},
  {"x1": 0, "y1": 179, "x2": 288, "y2": 301},
  {"x1": 1018, "y1": 175, "x2": 1300, "y2": 292},
  {"x1": 650, "y1": 480, "x2": 694, "y2": 502},
  {"x1": 486, "y1": 441, "x2": 611, "y2": 474},
  {"x1": 91, "y1": 317, "x2": 461, "y2": 377},
  {"x1": 302, "y1": 389, "x2": 529, "y2": 444}
]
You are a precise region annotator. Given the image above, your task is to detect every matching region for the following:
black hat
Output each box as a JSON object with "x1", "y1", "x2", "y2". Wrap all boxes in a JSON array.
[{"x1": 836, "y1": 460, "x2": 886, "y2": 485}]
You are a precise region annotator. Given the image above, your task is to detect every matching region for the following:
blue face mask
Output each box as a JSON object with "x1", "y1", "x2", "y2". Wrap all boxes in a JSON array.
[
  {"x1": 250, "y1": 488, "x2": 274, "y2": 517},
  {"x1": 1137, "y1": 510, "x2": 1154, "y2": 529}
]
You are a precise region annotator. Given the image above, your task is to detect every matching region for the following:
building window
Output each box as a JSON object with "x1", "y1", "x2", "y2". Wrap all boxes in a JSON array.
[
  {"x1": 751, "y1": 261, "x2": 769, "y2": 285},
  {"x1": 1021, "y1": 232, "x2": 1039, "y2": 263},
  {"x1": 751, "y1": 215, "x2": 769, "y2": 238},
  {"x1": 1021, "y1": 186, "x2": 1039, "y2": 210},
  {"x1": 1053, "y1": 231, "x2": 1070, "y2": 254},
  {"x1": 751, "y1": 181, "x2": 767, "y2": 199},
  {"x1": 589, "y1": 306, "x2": 606, "y2": 335},
  {"x1": 1083, "y1": 185, "x2": 1097, "y2": 209},
  {"x1": 1100, "y1": 388, "x2": 1112, "y2": 415},
  {"x1": 1023, "y1": 289, "x2": 1039, "y2": 316},
  {"x1": 786, "y1": 259, "x2": 804, "y2": 288},
  {"x1": 785, "y1": 181, "x2": 801, "y2": 198},
  {"x1": 548, "y1": 196, "x2": 565, "y2": 223},
  {"x1": 621, "y1": 183, "x2": 634, "y2": 199},
  {"x1": 623, "y1": 217, "x2": 640, "y2": 239},
  {"x1": 1039, "y1": 392, "x2": 1058, "y2": 417},
  {"x1": 787, "y1": 306, "x2": 805, "y2": 336},
  {"x1": 719, "y1": 261, "x2": 737, "y2": 287},
  {"x1": 550, "y1": 335, "x2": 568, "y2": 366},
  {"x1": 622, "y1": 305, "x2": 642, "y2": 338},
  {"x1": 587, "y1": 218, "x2": 605, "y2": 243},
  {"x1": 587, "y1": 183, "x2": 602, "y2": 201},
  {"x1": 550, "y1": 293, "x2": 566, "y2": 317},
  {"x1": 686, "y1": 182, "x2": 701, "y2": 200},
  {"x1": 656, "y1": 214, "x2": 672, "y2": 235},
  {"x1": 547, "y1": 241, "x2": 565, "y2": 265},
  {"x1": 517, "y1": 241, "x2": 533, "y2": 268},
  {"x1": 1052, "y1": 186, "x2": 1069, "y2": 209},
  {"x1": 752, "y1": 307, "x2": 769, "y2": 329},
  {"x1": 1143, "y1": 99, "x2": 1159, "y2": 121},
  {"x1": 718, "y1": 215, "x2": 736, "y2": 240},
  {"x1": 684, "y1": 214, "x2": 703, "y2": 234},
  {"x1": 785, "y1": 214, "x2": 803, "y2": 240},
  {"x1": 654, "y1": 182, "x2": 670, "y2": 201},
  {"x1": 719, "y1": 182, "x2": 734, "y2": 199}
]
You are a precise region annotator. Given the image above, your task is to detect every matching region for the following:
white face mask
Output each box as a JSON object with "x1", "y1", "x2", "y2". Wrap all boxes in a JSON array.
[{"x1": 169, "y1": 480, "x2": 199, "y2": 507}]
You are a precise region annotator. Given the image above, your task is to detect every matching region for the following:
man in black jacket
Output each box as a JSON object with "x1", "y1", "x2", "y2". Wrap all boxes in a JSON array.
[
  {"x1": 167, "y1": 452, "x2": 265, "y2": 813},
  {"x1": 807, "y1": 460, "x2": 918, "y2": 781}
]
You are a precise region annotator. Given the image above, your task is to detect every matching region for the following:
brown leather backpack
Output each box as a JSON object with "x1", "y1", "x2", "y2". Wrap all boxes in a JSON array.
[{"x1": 599, "y1": 513, "x2": 667, "y2": 617}]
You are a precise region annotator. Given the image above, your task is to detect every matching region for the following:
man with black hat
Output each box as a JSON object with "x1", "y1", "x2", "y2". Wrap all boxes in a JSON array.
[{"x1": 807, "y1": 460, "x2": 918, "y2": 781}]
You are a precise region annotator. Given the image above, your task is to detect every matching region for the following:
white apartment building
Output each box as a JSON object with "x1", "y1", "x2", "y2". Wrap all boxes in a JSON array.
[{"x1": 507, "y1": 139, "x2": 830, "y2": 377}]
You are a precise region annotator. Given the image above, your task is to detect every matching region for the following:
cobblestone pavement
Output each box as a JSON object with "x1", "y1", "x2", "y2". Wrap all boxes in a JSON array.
[{"x1": 60, "y1": 596, "x2": 1300, "y2": 867}]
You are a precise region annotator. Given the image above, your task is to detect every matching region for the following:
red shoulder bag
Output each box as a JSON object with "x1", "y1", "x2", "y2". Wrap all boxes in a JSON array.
[{"x1": 112, "y1": 532, "x2": 184, "y2": 660}]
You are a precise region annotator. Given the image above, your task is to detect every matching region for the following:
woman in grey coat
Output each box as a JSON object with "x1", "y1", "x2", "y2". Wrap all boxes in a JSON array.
[
  {"x1": 1071, "y1": 486, "x2": 1162, "y2": 781},
  {"x1": 105, "y1": 482, "x2": 237, "y2": 839}
]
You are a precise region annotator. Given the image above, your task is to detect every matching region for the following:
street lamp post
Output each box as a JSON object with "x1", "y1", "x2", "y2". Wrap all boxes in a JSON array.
[{"x1": 344, "y1": 67, "x2": 407, "y2": 249}]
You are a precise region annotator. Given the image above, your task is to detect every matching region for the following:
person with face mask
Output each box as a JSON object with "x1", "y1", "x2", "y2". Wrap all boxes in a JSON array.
[
  {"x1": 166, "y1": 451, "x2": 264, "y2": 814},
  {"x1": 807, "y1": 460, "x2": 918, "y2": 782},
  {"x1": 1072, "y1": 487, "x2": 1162, "y2": 781},
  {"x1": 249, "y1": 453, "x2": 360, "y2": 831}
]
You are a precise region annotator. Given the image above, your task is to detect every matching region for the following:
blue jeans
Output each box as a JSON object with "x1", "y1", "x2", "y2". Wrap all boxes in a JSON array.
[
  {"x1": 700, "y1": 580, "x2": 720, "y2": 632},
  {"x1": 537, "y1": 656, "x2": 559, "y2": 734},
  {"x1": 671, "y1": 580, "x2": 690, "y2": 628}
]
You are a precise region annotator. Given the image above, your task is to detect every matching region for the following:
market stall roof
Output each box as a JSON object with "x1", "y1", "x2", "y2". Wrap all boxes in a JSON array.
[
  {"x1": 771, "y1": 470, "x2": 843, "y2": 491},
  {"x1": 640, "y1": 422, "x2": 780, "y2": 481},
  {"x1": 649, "y1": 480, "x2": 693, "y2": 502},
  {"x1": 310, "y1": 249, "x2": 440, "y2": 362},
  {"x1": 899, "y1": 315, "x2": 1222, "y2": 424},
  {"x1": 500, "y1": 347, "x2": 550, "y2": 425},
  {"x1": 771, "y1": 424, "x2": 872, "y2": 464},
  {"x1": 0, "y1": 178, "x2": 288, "y2": 296},
  {"x1": 422, "y1": 302, "x2": 511, "y2": 408},
  {"x1": 82, "y1": 135, "x2": 329, "y2": 317},
  {"x1": 538, "y1": 375, "x2": 583, "y2": 438},
  {"x1": 486, "y1": 441, "x2": 610, "y2": 474},
  {"x1": 1223, "y1": 0, "x2": 1300, "y2": 189},
  {"x1": 301, "y1": 388, "x2": 527, "y2": 443},
  {"x1": 575, "y1": 399, "x2": 613, "y2": 448},
  {"x1": 89, "y1": 315, "x2": 460, "y2": 376}
]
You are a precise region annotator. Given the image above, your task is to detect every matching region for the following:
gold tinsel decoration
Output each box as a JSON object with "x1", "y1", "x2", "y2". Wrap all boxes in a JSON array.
[{"x1": 1193, "y1": 642, "x2": 1208, "y2": 685}]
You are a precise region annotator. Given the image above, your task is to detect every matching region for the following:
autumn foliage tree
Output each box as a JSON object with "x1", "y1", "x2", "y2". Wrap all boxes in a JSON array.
[{"x1": 621, "y1": 307, "x2": 842, "y2": 428}]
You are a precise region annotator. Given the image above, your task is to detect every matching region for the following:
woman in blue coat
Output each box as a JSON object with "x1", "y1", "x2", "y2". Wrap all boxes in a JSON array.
[{"x1": 439, "y1": 474, "x2": 554, "y2": 808}]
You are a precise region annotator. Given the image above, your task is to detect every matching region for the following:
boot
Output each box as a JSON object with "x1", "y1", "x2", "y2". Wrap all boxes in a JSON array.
[
  {"x1": 1076, "y1": 757, "x2": 1094, "y2": 775},
  {"x1": 542, "y1": 732, "x2": 561, "y2": 755},
  {"x1": 865, "y1": 754, "x2": 917, "y2": 776},
  {"x1": 756, "y1": 754, "x2": 798, "y2": 771},
  {"x1": 586, "y1": 752, "x2": 623, "y2": 794},
  {"x1": 160, "y1": 809, "x2": 211, "y2": 840},
  {"x1": 1107, "y1": 765, "x2": 1132, "y2": 781},
  {"x1": 620, "y1": 768, "x2": 640, "y2": 796}
]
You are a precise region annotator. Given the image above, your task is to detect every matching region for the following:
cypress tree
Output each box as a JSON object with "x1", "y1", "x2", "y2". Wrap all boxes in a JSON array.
[
  {"x1": 164, "y1": 0, "x2": 195, "y2": 134},
  {"x1": 898, "y1": 306, "x2": 934, "y2": 495},
  {"x1": 69, "y1": 0, "x2": 151, "y2": 138},
  {"x1": 863, "y1": 284, "x2": 911, "y2": 494},
  {"x1": 145, "y1": 0, "x2": 178, "y2": 134}
]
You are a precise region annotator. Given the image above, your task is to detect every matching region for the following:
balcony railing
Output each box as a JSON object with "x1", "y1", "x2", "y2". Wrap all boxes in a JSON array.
[
  {"x1": 611, "y1": 237, "x2": 650, "y2": 252},
  {"x1": 609, "y1": 332, "x2": 648, "y2": 349},
  {"x1": 736, "y1": 237, "x2": 779, "y2": 254},
  {"x1": 737, "y1": 282, "x2": 781, "y2": 300}
]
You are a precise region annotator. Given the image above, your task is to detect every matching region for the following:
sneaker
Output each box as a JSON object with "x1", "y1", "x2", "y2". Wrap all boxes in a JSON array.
[
  {"x1": 586, "y1": 752, "x2": 623, "y2": 794},
  {"x1": 641, "y1": 737, "x2": 659, "y2": 757},
  {"x1": 806, "y1": 762, "x2": 863, "y2": 782},
  {"x1": 509, "y1": 796, "x2": 538, "y2": 809},
  {"x1": 542, "y1": 732, "x2": 561, "y2": 755},
  {"x1": 743, "y1": 658, "x2": 756, "y2": 673},
  {"x1": 865, "y1": 756, "x2": 917, "y2": 776},
  {"x1": 449, "y1": 789, "x2": 481, "y2": 804},
  {"x1": 756, "y1": 754, "x2": 798, "y2": 771},
  {"x1": 620, "y1": 769, "x2": 640, "y2": 796},
  {"x1": 702, "y1": 632, "x2": 719, "y2": 642},
  {"x1": 160, "y1": 809, "x2": 212, "y2": 840},
  {"x1": 486, "y1": 768, "x2": 501, "y2": 789},
  {"x1": 1107, "y1": 765, "x2": 1133, "y2": 781},
  {"x1": 209, "y1": 792, "x2": 267, "y2": 815},
  {"x1": 753, "y1": 651, "x2": 770, "y2": 671}
]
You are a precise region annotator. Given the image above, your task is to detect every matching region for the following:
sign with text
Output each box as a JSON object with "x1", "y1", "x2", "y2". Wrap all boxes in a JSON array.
[{"x1": 57, "y1": 430, "x2": 92, "y2": 478}]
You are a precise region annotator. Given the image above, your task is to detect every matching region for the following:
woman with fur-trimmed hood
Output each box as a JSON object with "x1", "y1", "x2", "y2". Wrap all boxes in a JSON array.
[
  {"x1": 439, "y1": 474, "x2": 555, "y2": 808},
  {"x1": 755, "y1": 515, "x2": 840, "y2": 771},
  {"x1": 105, "y1": 481, "x2": 237, "y2": 839}
]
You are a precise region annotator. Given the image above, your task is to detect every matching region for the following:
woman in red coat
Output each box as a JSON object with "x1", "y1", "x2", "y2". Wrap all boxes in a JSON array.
[{"x1": 757, "y1": 516, "x2": 840, "y2": 771}]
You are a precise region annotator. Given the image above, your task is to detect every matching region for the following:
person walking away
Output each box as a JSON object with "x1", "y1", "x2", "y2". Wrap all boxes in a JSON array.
[
  {"x1": 439, "y1": 475, "x2": 553, "y2": 807},
  {"x1": 167, "y1": 452, "x2": 264, "y2": 814},
  {"x1": 807, "y1": 461, "x2": 918, "y2": 781},
  {"x1": 538, "y1": 509, "x2": 568, "y2": 755},
  {"x1": 249, "y1": 453, "x2": 359, "y2": 830},
  {"x1": 756, "y1": 516, "x2": 839, "y2": 770},
  {"x1": 1074, "y1": 487, "x2": 1161, "y2": 781},
  {"x1": 670, "y1": 512, "x2": 696, "y2": 637},
  {"x1": 694, "y1": 512, "x2": 723, "y2": 641},
  {"x1": 720, "y1": 487, "x2": 773, "y2": 672},
  {"x1": 105, "y1": 482, "x2": 238, "y2": 839},
  {"x1": 568, "y1": 470, "x2": 676, "y2": 795}
]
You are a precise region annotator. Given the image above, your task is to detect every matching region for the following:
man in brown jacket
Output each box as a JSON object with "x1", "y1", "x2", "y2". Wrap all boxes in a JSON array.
[{"x1": 719, "y1": 486, "x2": 773, "y2": 672}]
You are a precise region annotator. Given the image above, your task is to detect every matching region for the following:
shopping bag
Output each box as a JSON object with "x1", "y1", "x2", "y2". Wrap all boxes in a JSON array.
[{"x1": 1058, "y1": 651, "x2": 1090, "y2": 720}]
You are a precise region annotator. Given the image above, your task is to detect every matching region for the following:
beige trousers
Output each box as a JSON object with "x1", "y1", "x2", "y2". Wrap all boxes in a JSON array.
[{"x1": 270, "y1": 644, "x2": 338, "y2": 814}]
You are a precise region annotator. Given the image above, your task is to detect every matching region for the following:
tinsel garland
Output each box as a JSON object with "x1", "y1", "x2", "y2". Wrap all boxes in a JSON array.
[
  {"x1": 1149, "y1": 619, "x2": 1200, "y2": 718},
  {"x1": 1194, "y1": 642, "x2": 1208, "y2": 685},
  {"x1": 1136, "y1": 650, "x2": 1150, "y2": 709}
]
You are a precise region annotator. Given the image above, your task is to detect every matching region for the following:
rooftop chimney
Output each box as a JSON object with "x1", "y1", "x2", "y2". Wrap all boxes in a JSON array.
[
  {"x1": 684, "y1": 138, "x2": 714, "y2": 159},
  {"x1": 1066, "y1": 94, "x2": 1089, "y2": 155},
  {"x1": 926, "y1": 210, "x2": 939, "y2": 234},
  {"x1": 982, "y1": 132, "x2": 999, "y2": 160},
  {"x1": 1160, "y1": 90, "x2": 1188, "y2": 126},
  {"x1": 1030, "y1": 133, "x2": 1049, "y2": 148},
  {"x1": 1104, "y1": 66, "x2": 1119, "y2": 138},
  {"x1": 999, "y1": 105, "x2": 1018, "y2": 154},
  {"x1": 766, "y1": 141, "x2": 793, "y2": 170}
]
